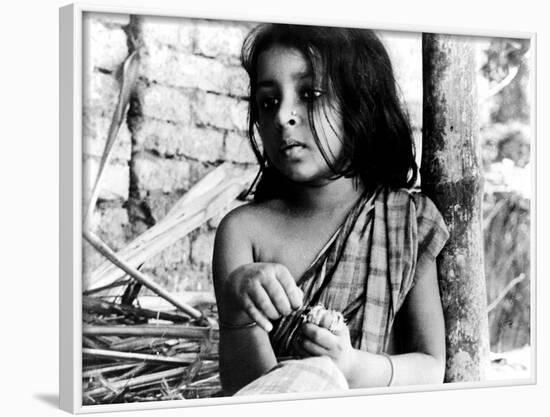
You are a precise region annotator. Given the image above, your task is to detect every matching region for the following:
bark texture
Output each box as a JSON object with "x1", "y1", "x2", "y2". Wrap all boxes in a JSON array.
[{"x1": 421, "y1": 34, "x2": 490, "y2": 382}]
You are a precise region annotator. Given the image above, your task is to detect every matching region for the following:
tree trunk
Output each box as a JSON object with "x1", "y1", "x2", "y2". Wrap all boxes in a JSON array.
[{"x1": 421, "y1": 33, "x2": 490, "y2": 382}]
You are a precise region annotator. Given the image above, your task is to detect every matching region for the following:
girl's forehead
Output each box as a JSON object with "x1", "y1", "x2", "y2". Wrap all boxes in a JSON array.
[{"x1": 256, "y1": 46, "x2": 312, "y2": 81}]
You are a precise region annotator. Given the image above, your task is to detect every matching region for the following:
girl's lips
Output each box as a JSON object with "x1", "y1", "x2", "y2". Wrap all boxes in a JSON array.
[
  {"x1": 279, "y1": 139, "x2": 306, "y2": 153},
  {"x1": 280, "y1": 145, "x2": 307, "y2": 159}
]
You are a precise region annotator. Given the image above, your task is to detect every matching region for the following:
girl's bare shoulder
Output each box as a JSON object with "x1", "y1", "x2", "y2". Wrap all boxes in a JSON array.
[{"x1": 216, "y1": 199, "x2": 286, "y2": 242}]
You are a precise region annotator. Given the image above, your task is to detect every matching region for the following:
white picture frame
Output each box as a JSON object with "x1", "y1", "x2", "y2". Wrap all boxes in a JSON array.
[{"x1": 59, "y1": 2, "x2": 537, "y2": 414}]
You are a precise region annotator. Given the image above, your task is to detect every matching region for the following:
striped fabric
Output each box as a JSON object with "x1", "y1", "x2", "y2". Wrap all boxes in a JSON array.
[
  {"x1": 236, "y1": 187, "x2": 449, "y2": 396},
  {"x1": 270, "y1": 187, "x2": 450, "y2": 356},
  {"x1": 235, "y1": 356, "x2": 348, "y2": 396}
]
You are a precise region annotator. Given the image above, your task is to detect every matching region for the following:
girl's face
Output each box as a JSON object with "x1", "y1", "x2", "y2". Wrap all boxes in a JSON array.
[{"x1": 255, "y1": 46, "x2": 344, "y2": 185}]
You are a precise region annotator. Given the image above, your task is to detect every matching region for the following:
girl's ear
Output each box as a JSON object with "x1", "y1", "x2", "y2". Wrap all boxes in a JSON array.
[{"x1": 262, "y1": 151, "x2": 272, "y2": 167}]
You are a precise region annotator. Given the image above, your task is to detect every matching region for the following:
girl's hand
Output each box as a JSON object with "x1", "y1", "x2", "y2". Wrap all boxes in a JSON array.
[
  {"x1": 299, "y1": 322, "x2": 357, "y2": 380},
  {"x1": 227, "y1": 262, "x2": 304, "y2": 332}
]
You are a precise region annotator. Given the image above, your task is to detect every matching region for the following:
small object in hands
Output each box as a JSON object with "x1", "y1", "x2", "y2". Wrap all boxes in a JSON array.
[
  {"x1": 327, "y1": 312, "x2": 345, "y2": 333},
  {"x1": 304, "y1": 304, "x2": 326, "y2": 326},
  {"x1": 302, "y1": 304, "x2": 345, "y2": 334}
]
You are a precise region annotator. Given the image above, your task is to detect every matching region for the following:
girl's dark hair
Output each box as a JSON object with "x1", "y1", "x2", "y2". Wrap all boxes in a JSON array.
[{"x1": 241, "y1": 23, "x2": 417, "y2": 201}]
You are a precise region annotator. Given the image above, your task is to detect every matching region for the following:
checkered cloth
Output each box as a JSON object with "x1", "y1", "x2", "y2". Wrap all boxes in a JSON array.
[
  {"x1": 235, "y1": 356, "x2": 349, "y2": 396},
  {"x1": 270, "y1": 187, "x2": 450, "y2": 356},
  {"x1": 235, "y1": 187, "x2": 449, "y2": 396}
]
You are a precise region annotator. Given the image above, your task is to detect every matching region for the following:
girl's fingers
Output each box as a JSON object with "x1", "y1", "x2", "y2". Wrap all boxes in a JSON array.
[
  {"x1": 261, "y1": 274, "x2": 293, "y2": 316},
  {"x1": 273, "y1": 265, "x2": 304, "y2": 309},
  {"x1": 301, "y1": 323, "x2": 333, "y2": 350},
  {"x1": 242, "y1": 295, "x2": 273, "y2": 332},
  {"x1": 249, "y1": 281, "x2": 281, "y2": 320},
  {"x1": 301, "y1": 338, "x2": 330, "y2": 357}
]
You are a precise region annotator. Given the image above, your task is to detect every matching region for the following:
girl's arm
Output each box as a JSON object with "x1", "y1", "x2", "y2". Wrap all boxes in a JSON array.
[
  {"x1": 213, "y1": 209, "x2": 276, "y2": 394},
  {"x1": 212, "y1": 207, "x2": 303, "y2": 394},
  {"x1": 386, "y1": 258, "x2": 446, "y2": 385},
  {"x1": 300, "y1": 259, "x2": 445, "y2": 387}
]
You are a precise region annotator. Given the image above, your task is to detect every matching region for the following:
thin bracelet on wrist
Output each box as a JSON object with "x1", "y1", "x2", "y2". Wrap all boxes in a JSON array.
[
  {"x1": 381, "y1": 353, "x2": 395, "y2": 387},
  {"x1": 218, "y1": 319, "x2": 257, "y2": 330}
]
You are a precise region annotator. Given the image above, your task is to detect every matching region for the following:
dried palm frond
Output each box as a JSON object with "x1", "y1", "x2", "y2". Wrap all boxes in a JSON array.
[
  {"x1": 82, "y1": 291, "x2": 222, "y2": 404},
  {"x1": 85, "y1": 50, "x2": 140, "y2": 223},
  {"x1": 85, "y1": 366, "x2": 188, "y2": 398},
  {"x1": 86, "y1": 162, "x2": 254, "y2": 295}
]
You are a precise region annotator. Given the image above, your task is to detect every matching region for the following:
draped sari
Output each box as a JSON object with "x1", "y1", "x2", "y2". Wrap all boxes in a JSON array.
[{"x1": 236, "y1": 187, "x2": 449, "y2": 395}]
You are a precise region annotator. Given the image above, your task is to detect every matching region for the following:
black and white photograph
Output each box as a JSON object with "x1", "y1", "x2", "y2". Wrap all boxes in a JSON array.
[{"x1": 57, "y1": 2, "x2": 536, "y2": 414}]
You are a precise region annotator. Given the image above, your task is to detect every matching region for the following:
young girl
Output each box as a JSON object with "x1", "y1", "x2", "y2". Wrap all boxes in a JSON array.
[{"x1": 212, "y1": 23, "x2": 450, "y2": 395}]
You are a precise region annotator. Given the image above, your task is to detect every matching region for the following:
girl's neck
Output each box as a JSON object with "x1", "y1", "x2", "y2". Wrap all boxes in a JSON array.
[{"x1": 282, "y1": 176, "x2": 364, "y2": 215}]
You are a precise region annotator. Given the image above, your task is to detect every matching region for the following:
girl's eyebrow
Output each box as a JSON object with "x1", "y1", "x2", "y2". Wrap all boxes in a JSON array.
[
  {"x1": 256, "y1": 80, "x2": 277, "y2": 89},
  {"x1": 257, "y1": 71, "x2": 312, "y2": 89}
]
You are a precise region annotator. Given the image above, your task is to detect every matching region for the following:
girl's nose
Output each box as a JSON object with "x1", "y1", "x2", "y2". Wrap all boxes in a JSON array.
[
  {"x1": 287, "y1": 110, "x2": 299, "y2": 126},
  {"x1": 276, "y1": 101, "x2": 301, "y2": 129}
]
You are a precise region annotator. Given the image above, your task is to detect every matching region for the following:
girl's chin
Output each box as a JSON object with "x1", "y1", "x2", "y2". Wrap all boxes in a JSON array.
[{"x1": 280, "y1": 168, "x2": 333, "y2": 186}]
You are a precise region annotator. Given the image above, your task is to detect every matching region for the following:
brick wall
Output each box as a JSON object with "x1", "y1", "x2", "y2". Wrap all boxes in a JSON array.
[
  {"x1": 380, "y1": 31, "x2": 422, "y2": 145},
  {"x1": 82, "y1": 13, "x2": 133, "y2": 283},
  {"x1": 82, "y1": 13, "x2": 422, "y2": 293}
]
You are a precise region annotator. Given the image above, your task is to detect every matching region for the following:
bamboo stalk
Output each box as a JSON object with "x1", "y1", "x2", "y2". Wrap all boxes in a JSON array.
[
  {"x1": 96, "y1": 375, "x2": 119, "y2": 397},
  {"x1": 181, "y1": 386, "x2": 222, "y2": 398},
  {"x1": 108, "y1": 337, "x2": 160, "y2": 351},
  {"x1": 169, "y1": 341, "x2": 201, "y2": 355},
  {"x1": 110, "y1": 363, "x2": 149, "y2": 382},
  {"x1": 136, "y1": 292, "x2": 215, "y2": 312},
  {"x1": 100, "y1": 315, "x2": 126, "y2": 322},
  {"x1": 128, "y1": 379, "x2": 176, "y2": 395},
  {"x1": 85, "y1": 366, "x2": 188, "y2": 397},
  {"x1": 99, "y1": 336, "x2": 121, "y2": 344},
  {"x1": 83, "y1": 230, "x2": 202, "y2": 319},
  {"x1": 113, "y1": 372, "x2": 220, "y2": 399},
  {"x1": 83, "y1": 324, "x2": 218, "y2": 340},
  {"x1": 84, "y1": 335, "x2": 116, "y2": 349},
  {"x1": 83, "y1": 296, "x2": 190, "y2": 323},
  {"x1": 82, "y1": 336, "x2": 103, "y2": 350},
  {"x1": 131, "y1": 375, "x2": 186, "y2": 392},
  {"x1": 172, "y1": 341, "x2": 201, "y2": 350},
  {"x1": 82, "y1": 348, "x2": 201, "y2": 364},
  {"x1": 188, "y1": 374, "x2": 220, "y2": 387},
  {"x1": 195, "y1": 361, "x2": 218, "y2": 374},
  {"x1": 82, "y1": 363, "x2": 138, "y2": 378}
]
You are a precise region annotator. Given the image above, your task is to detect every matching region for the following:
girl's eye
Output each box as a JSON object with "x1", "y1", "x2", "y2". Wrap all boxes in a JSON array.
[
  {"x1": 258, "y1": 96, "x2": 279, "y2": 111},
  {"x1": 302, "y1": 89, "x2": 324, "y2": 101}
]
